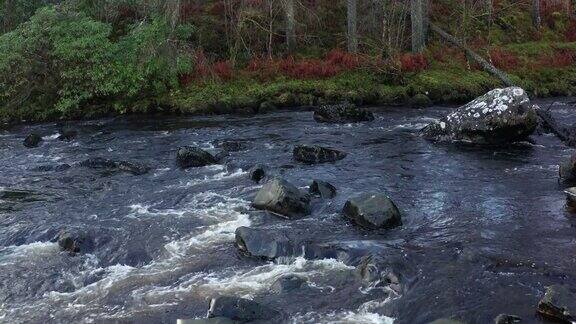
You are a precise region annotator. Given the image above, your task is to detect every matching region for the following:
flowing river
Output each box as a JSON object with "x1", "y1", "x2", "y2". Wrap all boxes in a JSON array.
[{"x1": 1, "y1": 100, "x2": 575, "y2": 323}]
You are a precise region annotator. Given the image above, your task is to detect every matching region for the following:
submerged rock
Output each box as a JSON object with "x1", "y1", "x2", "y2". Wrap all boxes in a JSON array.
[
  {"x1": 23, "y1": 133, "x2": 42, "y2": 148},
  {"x1": 313, "y1": 103, "x2": 375, "y2": 123},
  {"x1": 235, "y1": 226, "x2": 294, "y2": 259},
  {"x1": 56, "y1": 231, "x2": 92, "y2": 254},
  {"x1": 309, "y1": 179, "x2": 337, "y2": 199},
  {"x1": 342, "y1": 193, "x2": 402, "y2": 230},
  {"x1": 176, "y1": 318, "x2": 235, "y2": 324},
  {"x1": 537, "y1": 285, "x2": 576, "y2": 322},
  {"x1": 252, "y1": 178, "x2": 311, "y2": 219},
  {"x1": 559, "y1": 153, "x2": 576, "y2": 183},
  {"x1": 270, "y1": 274, "x2": 307, "y2": 293},
  {"x1": 216, "y1": 140, "x2": 246, "y2": 152},
  {"x1": 293, "y1": 145, "x2": 347, "y2": 164},
  {"x1": 176, "y1": 146, "x2": 218, "y2": 169},
  {"x1": 357, "y1": 254, "x2": 401, "y2": 293},
  {"x1": 207, "y1": 296, "x2": 282, "y2": 322},
  {"x1": 494, "y1": 314, "x2": 521, "y2": 324},
  {"x1": 33, "y1": 164, "x2": 71, "y2": 172},
  {"x1": 249, "y1": 164, "x2": 267, "y2": 183},
  {"x1": 422, "y1": 87, "x2": 538, "y2": 144},
  {"x1": 428, "y1": 319, "x2": 465, "y2": 324},
  {"x1": 58, "y1": 127, "x2": 78, "y2": 141},
  {"x1": 564, "y1": 187, "x2": 576, "y2": 206},
  {"x1": 79, "y1": 158, "x2": 150, "y2": 175}
]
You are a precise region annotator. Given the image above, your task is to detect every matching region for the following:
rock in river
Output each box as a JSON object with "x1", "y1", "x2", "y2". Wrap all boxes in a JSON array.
[
  {"x1": 494, "y1": 314, "x2": 521, "y2": 324},
  {"x1": 313, "y1": 103, "x2": 375, "y2": 123},
  {"x1": 342, "y1": 193, "x2": 402, "y2": 230},
  {"x1": 56, "y1": 231, "x2": 93, "y2": 254},
  {"x1": 293, "y1": 144, "x2": 347, "y2": 164},
  {"x1": 58, "y1": 127, "x2": 78, "y2": 141},
  {"x1": 176, "y1": 146, "x2": 218, "y2": 169},
  {"x1": 79, "y1": 158, "x2": 150, "y2": 175},
  {"x1": 249, "y1": 164, "x2": 267, "y2": 183},
  {"x1": 252, "y1": 178, "x2": 311, "y2": 219},
  {"x1": 537, "y1": 285, "x2": 576, "y2": 322},
  {"x1": 207, "y1": 296, "x2": 282, "y2": 322},
  {"x1": 422, "y1": 87, "x2": 538, "y2": 144},
  {"x1": 23, "y1": 133, "x2": 42, "y2": 148},
  {"x1": 559, "y1": 152, "x2": 576, "y2": 183},
  {"x1": 270, "y1": 274, "x2": 307, "y2": 293},
  {"x1": 564, "y1": 187, "x2": 576, "y2": 206},
  {"x1": 235, "y1": 226, "x2": 294, "y2": 259},
  {"x1": 357, "y1": 254, "x2": 401, "y2": 293},
  {"x1": 309, "y1": 179, "x2": 337, "y2": 199}
]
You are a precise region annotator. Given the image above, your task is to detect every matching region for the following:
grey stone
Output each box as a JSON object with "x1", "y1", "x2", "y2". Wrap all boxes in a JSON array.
[
  {"x1": 422, "y1": 87, "x2": 538, "y2": 144},
  {"x1": 252, "y1": 178, "x2": 311, "y2": 219},
  {"x1": 342, "y1": 193, "x2": 402, "y2": 230}
]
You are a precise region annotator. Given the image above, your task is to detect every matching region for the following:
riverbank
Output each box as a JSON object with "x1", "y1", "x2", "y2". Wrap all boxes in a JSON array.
[
  {"x1": 2, "y1": 41, "x2": 576, "y2": 125},
  {"x1": 163, "y1": 41, "x2": 576, "y2": 115}
]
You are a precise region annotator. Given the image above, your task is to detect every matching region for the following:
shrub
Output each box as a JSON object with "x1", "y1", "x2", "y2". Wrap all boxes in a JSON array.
[
  {"x1": 400, "y1": 53, "x2": 428, "y2": 72},
  {"x1": 565, "y1": 19, "x2": 576, "y2": 41},
  {"x1": 489, "y1": 48, "x2": 519, "y2": 70},
  {"x1": 213, "y1": 61, "x2": 233, "y2": 80},
  {"x1": 0, "y1": 6, "x2": 192, "y2": 121}
]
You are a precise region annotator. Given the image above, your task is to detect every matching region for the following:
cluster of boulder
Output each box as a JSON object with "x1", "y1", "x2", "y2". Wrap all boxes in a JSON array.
[
  {"x1": 23, "y1": 126, "x2": 79, "y2": 148},
  {"x1": 20, "y1": 89, "x2": 576, "y2": 322},
  {"x1": 434, "y1": 284, "x2": 576, "y2": 324},
  {"x1": 181, "y1": 104, "x2": 394, "y2": 323},
  {"x1": 313, "y1": 102, "x2": 375, "y2": 124}
]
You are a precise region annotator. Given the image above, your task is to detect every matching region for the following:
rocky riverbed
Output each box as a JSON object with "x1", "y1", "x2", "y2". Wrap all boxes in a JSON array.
[{"x1": 1, "y1": 92, "x2": 576, "y2": 323}]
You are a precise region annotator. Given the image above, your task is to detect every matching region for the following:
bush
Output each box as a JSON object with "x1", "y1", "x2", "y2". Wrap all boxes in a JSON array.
[{"x1": 0, "y1": 5, "x2": 192, "y2": 122}]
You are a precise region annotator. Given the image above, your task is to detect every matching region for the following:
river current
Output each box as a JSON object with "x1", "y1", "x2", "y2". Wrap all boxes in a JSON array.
[{"x1": 1, "y1": 100, "x2": 575, "y2": 323}]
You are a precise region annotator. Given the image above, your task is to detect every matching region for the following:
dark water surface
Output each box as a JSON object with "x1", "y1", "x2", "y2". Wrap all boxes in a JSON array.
[{"x1": 1, "y1": 101, "x2": 576, "y2": 324}]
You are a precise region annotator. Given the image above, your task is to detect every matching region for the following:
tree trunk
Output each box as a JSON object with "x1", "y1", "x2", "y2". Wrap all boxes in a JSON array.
[
  {"x1": 486, "y1": 0, "x2": 493, "y2": 23},
  {"x1": 165, "y1": 0, "x2": 181, "y2": 31},
  {"x1": 347, "y1": 0, "x2": 358, "y2": 53},
  {"x1": 285, "y1": 0, "x2": 296, "y2": 54},
  {"x1": 430, "y1": 23, "x2": 515, "y2": 87},
  {"x1": 2, "y1": 0, "x2": 15, "y2": 33},
  {"x1": 535, "y1": 107, "x2": 576, "y2": 147},
  {"x1": 411, "y1": 0, "x2": 426, "y2": 53},
  {"x1": 532, "y1": 0, "x2": 541, "y2": 30}
]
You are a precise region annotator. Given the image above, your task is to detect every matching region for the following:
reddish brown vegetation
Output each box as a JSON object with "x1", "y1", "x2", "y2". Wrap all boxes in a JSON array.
[
  {"x1": 180, "y1": 49, "x2": 367, "y2": 85},
  {"x1": 489, "y1": 48, "x2": 519, "y2": 70},
  {"x1": 565, "y1": 19, "x2": 576, "y2": 41},
  {"x1": 399, "y1": 53, "x2": 428, "y2": 72},
  {"x1": 538, "y1": 48, "x2": 576, "y2": 67}
]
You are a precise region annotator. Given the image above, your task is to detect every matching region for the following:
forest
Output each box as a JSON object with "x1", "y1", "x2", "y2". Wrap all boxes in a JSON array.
[{"x1": 0, "y1": 0, "x2": 575, "y2": 123}]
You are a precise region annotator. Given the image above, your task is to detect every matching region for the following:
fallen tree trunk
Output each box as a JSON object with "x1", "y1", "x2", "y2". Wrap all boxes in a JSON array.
[
  {"x1": 430, "y1": 23, "x2": 515, "y2": 87},
  {"x1": 430, "y1": 23, "x2": 576, "y2": 146},
  {"x1": 535, "y1": 106, "x2": 576, "y2": 147}
]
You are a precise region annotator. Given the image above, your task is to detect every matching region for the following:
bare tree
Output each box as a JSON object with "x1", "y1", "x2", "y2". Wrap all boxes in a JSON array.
[
  {"x1": 164, "y1": 0, "x2": 181, "y2": 31},
  {"x1": 532, "y1": 0, "x2": 541, "y2": 30},
  {"x1": 284, "y1": 0, "x2": 296, "y2": 53},
  {"x1": 347, "y1": 0, "x2": 358, "y2": 53},
  {"x1": 486, "y1": 0, "x2": 493, "y2": 23},
  {"x1": 380, "y1": 0, "x2": 409, "y2": 57},
  {"x1": 411, "y1": 0, "x2": 426, "y2": 53}
]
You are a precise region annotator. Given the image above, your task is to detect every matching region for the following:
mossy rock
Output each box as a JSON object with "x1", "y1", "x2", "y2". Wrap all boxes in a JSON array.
[
  {"x1": 259, "y1": 101, "x2": 277, "y2": 114},
  {"x1": 275, "y1": 92, "x2": 296, "y2": 107},
  {"x1": 409, "y1": 93, "x2": 433, "y2": 107}
]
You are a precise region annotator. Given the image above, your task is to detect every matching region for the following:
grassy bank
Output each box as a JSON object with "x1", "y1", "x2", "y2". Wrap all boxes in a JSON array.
[
  {"x1": 159, "y1": 41, "x2": 576, "y2": 116},
  {"x1": 3, "y1": 40, "x2": 576, "y2": 125}
]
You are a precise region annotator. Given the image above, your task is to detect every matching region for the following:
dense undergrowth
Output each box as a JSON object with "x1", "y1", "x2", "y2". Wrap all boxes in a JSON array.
[{"x1": 1, "y1": 1, "x2": 576, "y2": 124}]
